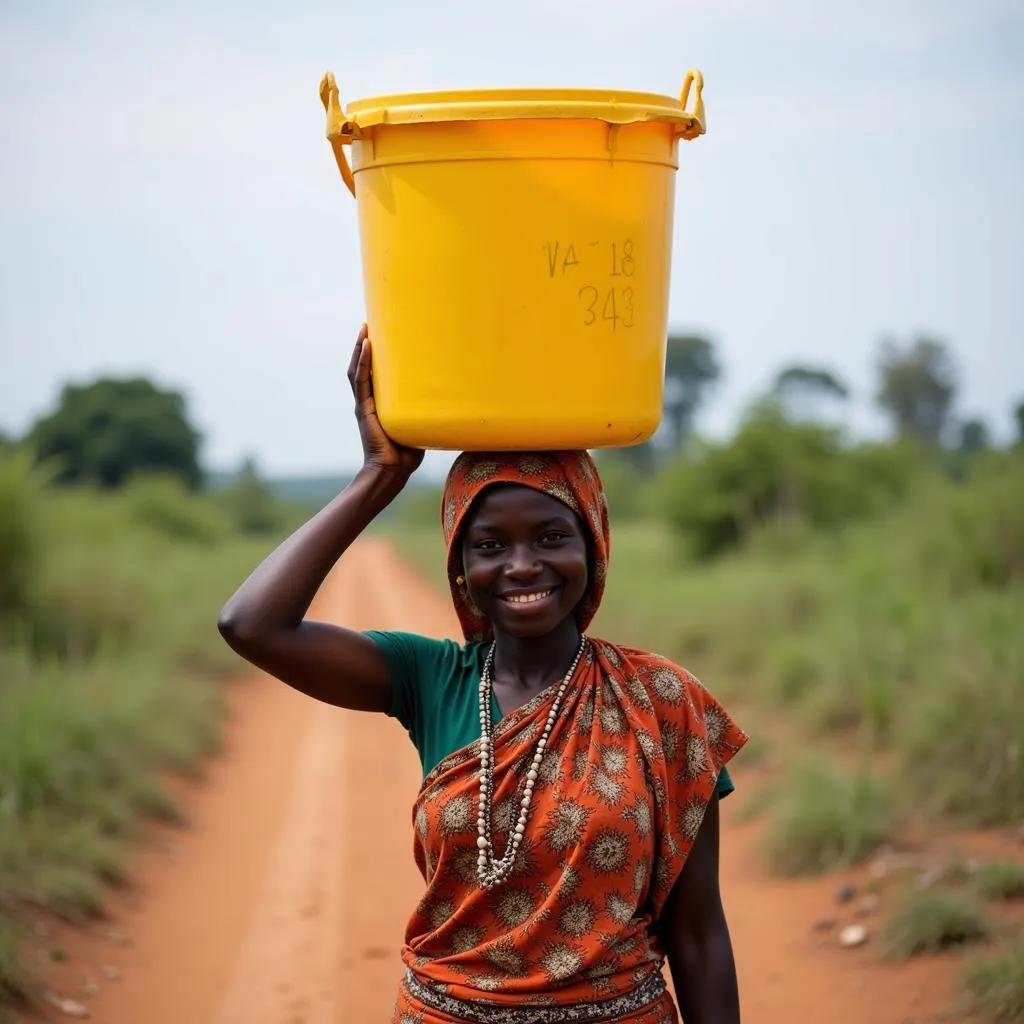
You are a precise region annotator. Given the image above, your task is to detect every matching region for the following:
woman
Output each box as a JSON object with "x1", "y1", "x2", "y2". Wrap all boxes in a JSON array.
[{"x1": 219, "y1": 327, "x2": 748, "y2": 1024}]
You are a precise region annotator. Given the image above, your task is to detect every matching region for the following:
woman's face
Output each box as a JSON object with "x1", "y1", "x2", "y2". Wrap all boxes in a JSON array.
[{"x1": 460, "y1": 485, "x2": 590, "y2": 640}]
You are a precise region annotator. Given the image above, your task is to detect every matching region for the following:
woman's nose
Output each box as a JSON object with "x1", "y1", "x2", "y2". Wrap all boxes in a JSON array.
[{"x1": 504, "y1": 546, "x2": 542, "y2": 579}]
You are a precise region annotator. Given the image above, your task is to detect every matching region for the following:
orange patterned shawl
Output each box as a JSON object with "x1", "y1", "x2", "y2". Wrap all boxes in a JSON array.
[{"x1": 392, "y1": 453, "x2": 747, "y2": 1023}]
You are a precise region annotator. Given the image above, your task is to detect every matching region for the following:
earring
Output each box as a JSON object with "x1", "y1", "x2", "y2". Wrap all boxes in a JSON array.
[{"x1": 455, "y1": 575, "x2": 466, "y2": 587}]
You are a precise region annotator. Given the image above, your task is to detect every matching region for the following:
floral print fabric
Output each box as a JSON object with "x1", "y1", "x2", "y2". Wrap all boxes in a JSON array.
[{"x1": 391, "y1": 638, "x2": 748, "y2": 1022}]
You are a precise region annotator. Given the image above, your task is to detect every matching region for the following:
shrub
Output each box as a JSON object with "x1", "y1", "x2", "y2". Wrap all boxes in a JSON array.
[
  {"x1": 881, "y1": 889, "x2": 990, "y2": 960},
  {"x1": 899, "y1": 659, "x2": 1024, "y2": 827},
  {"x1": 958, "y1": 945, "x2": 1024, "y2": 1024},
  {"x1": 125, "y1": 474, "x2": 230, "y2": 543},
  {"x1": 28, "y1": 547, "x2": 147, "y2": 660},
  {"x1": 760, "y1": 758, "x2": 892, "y2": 876},
  {"x1": 654, "y1": 404, "x2": 921, "y2": 560},
  {"x1": 945, "y1": 462, "x2": 1024, "y2": 588},
  {"x1": 974, "y1": 862, "x2": 1024, "y2": 902},
  {"x1": 216, "y1": 462, "x2": 293, "y2": 536},
  {"x1": 0, "y1": 453, "x2": 42, "y2": 624}
]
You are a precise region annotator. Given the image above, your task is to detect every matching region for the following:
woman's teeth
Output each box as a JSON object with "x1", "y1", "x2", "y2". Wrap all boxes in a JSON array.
[{"x1": 504, "y1": 590, "x2": 553, "y2": 605}]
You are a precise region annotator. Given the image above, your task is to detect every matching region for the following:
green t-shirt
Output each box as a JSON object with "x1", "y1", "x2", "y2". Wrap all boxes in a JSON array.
[{"x1": 366, "y1": 630, "x2": 735, "y2": 799}]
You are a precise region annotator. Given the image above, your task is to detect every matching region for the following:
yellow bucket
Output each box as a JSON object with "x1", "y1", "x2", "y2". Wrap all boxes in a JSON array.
[{"x1": 319, "y1": 71, "x2": 707, "y2": 451}]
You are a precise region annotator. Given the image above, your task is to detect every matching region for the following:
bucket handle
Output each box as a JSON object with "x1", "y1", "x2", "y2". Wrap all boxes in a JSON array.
[
  {"x1": 319, "y1": 72, "x2": 356, "y2": 197},
  {"x1": 678, "y1": 69, "x2": 706, "y2": 140}
]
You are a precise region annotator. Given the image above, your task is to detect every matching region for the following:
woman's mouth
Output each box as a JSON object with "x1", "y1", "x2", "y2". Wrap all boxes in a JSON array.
[{"x1": 501, "y1": 588, "x2": 556, "y2": 606}]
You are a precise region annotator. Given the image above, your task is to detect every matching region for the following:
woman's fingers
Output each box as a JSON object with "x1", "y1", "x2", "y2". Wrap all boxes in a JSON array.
[
  {"x1": 354, "y1": 342, "x2": 383, "y2": 430},
  {"x1": 347, "y1": 325, "x2": 369, "y2": 390}
]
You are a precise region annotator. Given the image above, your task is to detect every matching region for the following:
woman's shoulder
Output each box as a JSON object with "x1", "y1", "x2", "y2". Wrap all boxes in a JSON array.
[
  {"x1": 364, "y1": 630, "x2": 486, "y2": 676},
  {"x1": 590, "y1": 635, "x2": 749, "y2": 778}
]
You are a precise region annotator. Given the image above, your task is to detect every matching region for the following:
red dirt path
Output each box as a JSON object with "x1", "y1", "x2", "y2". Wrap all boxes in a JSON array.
[{"x1": 31, "y1": 539, "x2": 974, "y2": 1023}]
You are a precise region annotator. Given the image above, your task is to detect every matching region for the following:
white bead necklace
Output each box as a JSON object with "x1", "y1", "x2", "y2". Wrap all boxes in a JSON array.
[{"x1": 476, "y1": 634, "x2": 587, "y2": 890}]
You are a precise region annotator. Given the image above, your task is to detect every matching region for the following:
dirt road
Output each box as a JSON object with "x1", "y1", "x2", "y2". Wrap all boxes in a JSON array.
[{"x1": 38, "y1": 539, "x2": 959, "y2": 1023}]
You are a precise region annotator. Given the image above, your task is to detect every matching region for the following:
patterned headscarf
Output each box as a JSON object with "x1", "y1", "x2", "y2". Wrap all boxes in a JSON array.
[{"x1": 440, "y1": 452, "x2": 611, "y2": 643}]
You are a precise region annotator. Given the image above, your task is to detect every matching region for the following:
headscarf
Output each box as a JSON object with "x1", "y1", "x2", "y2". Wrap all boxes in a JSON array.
[{"x1": 440, "y1": 451, "x2": 610, "y2": 643}]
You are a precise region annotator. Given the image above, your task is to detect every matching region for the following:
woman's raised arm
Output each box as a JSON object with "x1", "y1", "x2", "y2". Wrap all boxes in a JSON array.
[{"x1": 217, "y1": 327, "x2": 424, "y2": 712}]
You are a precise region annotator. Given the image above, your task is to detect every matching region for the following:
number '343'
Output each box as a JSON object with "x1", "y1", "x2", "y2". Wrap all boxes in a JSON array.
[{"x1": 578, "y1": 286, "x2": 634, "y2": 330}]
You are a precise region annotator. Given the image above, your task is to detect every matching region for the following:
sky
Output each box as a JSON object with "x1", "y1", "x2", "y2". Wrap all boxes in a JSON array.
[{"x1": 1, "y1": 0, "x2": 1022, "y2": 479}]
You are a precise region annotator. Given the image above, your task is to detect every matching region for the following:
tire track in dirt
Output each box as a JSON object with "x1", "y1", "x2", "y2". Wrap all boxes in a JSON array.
[{"x1": 39, "y1": 538, "x2": 962, "y2": 1024}]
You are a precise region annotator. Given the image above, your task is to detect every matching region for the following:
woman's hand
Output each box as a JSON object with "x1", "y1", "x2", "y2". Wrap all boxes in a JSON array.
[{"x1": 348, "y1": 324, "x2": 425, "y2": 476}]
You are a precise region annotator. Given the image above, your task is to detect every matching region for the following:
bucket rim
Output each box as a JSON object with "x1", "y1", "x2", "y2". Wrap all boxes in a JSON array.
[{"x1": 340, "y1": 86, "x2": 701, "y2": 134}]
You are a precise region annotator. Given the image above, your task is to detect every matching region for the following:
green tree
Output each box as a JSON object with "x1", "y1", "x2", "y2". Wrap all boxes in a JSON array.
[
  {"x1": 621, "y1": 333, "x2": 721, "y2": 474},
  {"x1": 957, "y1": 418, "x2": 990, "y2": 454},
  {"x1": 1014, "y1": 400, "x2": 1024, "y2": 448},
  {"x1": 772, "y1": 364, "x2": 850, "y2": 421},
  {"x1": 28, "y1": 377, "x2": 202, "y2": 489},
  {"x1": 875, "y1": 336, "x2": 958, "y2": 444},
  {"x1": 663, "y1": 333, "x2": 721, "y2": 448},
  {"x1": 656, "y1": 401, "x2": 917, "y2": 559}
]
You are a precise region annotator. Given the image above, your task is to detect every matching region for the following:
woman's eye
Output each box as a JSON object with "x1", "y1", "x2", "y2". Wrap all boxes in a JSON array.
[
  {"x1": 474, "y1": 539, "x2": 502, "y2": 551},
  {"x1": 540, "y1": 532, "x2": 568, "y2": 544}
]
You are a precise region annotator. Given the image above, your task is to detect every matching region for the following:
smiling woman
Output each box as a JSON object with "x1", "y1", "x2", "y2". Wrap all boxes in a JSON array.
[
  {"x1": 461, "y1": 485, "x2": 590, "y2": 648},
  {"x1": 217, "y1": 325, "x2": 748, "y2": 1024}
]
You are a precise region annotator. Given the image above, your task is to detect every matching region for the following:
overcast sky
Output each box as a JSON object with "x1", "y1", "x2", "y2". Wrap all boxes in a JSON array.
[{"x1": 1, "y1": 0, "x2": 1022, "y2": 479}]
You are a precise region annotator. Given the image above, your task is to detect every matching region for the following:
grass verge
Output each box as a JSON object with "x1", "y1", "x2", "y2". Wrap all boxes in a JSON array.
[
  {"x1": 0, "y1": 914, "x2": 35, "y2": 1019},
  {"x1": 957, "y1": 944, "x2": 1024, "y2": 1023},
  {"x1": 0, "y1": 467, "x2": 289, "y2": 1017},
  {"x1": 880, "y1": 889, "x2": 991, "y2": 960},
  {"x1": 975, "y1": 862, "x2": 1024, "y2": 903}
]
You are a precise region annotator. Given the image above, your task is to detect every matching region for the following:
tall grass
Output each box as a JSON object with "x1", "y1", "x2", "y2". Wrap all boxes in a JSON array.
[
  {"x1": 974, "y1": 863, "x2": 1024, "y2": 903},
  {"x1": 881, "y1": 889, "x2": 992, "y2": 960},
  {"x1": 0, "y1": 458, "x2": 288, "y2": 1014},
  {"x1": 759, "y1": 757, "x2": 892, "y2": 876},
  {"x1": 958, "y1": 945, "x2": 1024, "y2": 1024},
  {"x1": 0, "y1": 453, "x2": 43, "y2": 624}
]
